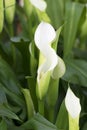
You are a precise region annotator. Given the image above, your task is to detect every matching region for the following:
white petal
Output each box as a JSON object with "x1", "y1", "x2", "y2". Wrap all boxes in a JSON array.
[
  {"x1": 34, "y1": 22, "x2": 58, "y2": 82},
  {"x1": 29, "y1": 0, "x2": 47, "y2": 11},
  {"x1": 65, "y1": 88, "x2": 81, "y2": 118},
  {"x1": 35, "y1": 21, "x2": 56, "y2": 48},
  {"x1": 37, "y1": 49, "x2": 58, "y2": 83},
  {"x1": 52, "y1": 56, "x2": 66, "y2": 79}
]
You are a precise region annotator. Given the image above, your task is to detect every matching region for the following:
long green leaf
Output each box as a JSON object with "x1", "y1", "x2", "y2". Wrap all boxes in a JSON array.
[
  {"x1": 0, "y1": 119, "x2": 7, "y2": 130},
  {"x1": 46, "y1": 0, "x2": 64, "y2": 28},
  {"x1": 0, "y1": 58, "x2": 26, "y2": 120},
  {"x1": 63, "y1": 59, "x2": 87, "y2": 87},
  {"x1": 55, "y1": 101, "x2": 68, "y2": 130},
  {"x1": 22, "y1": 113, "x2": 58, "y2": 130},
  {"x1": 0, "y1": 88, "x2": 21, "y2": 121},
  {"x1": 64, "y1": 2, "x2": 84, "y2": 57},
  {"x1": 11, "y1": 37, "x2": 31, "y2": 75},
  {"x1": 0, "y1": 88, "x2": 7, "y2": 104},
  {"x1": 0, "y1": 104, "x2": 20, "y2": 121},
  {"x1": 0, "y1": 58, "x2": 24, "y2": 105},
  {"x1": 0, "y1": 58, "x2": 21, "y2": 95}
]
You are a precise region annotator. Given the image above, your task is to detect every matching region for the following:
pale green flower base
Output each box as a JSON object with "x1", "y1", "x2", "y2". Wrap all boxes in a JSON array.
[{"x1": 69, "y1": 114, "x2": 79, "y2": 130}]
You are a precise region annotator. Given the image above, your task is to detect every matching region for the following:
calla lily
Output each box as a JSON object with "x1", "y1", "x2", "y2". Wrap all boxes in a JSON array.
[
  {"x1": 34, "y1": 21, "x2": 65, "y2": 100},
  {"x1": 29, "y1": 0, "x2": 47, "y2": 11},
  {"x1": 35, "y1": 21, "x2": 58, "y2": 83},
  {"x1": 35, "y1": 21, "x2": 58, "y2": 99},
  {"x1": 65, "y1": 87, "x2": 81, "y2": 118}
]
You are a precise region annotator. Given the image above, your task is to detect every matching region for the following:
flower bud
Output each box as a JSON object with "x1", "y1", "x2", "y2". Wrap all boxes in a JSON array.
[
  {"x1": 65, "y1": 87, "x2": 81, "y2": 118},
  {"x1": 5, "y1": 0, "x2": 16, "y2": 24},
  {"x1": 65, "y1": 87, "x2": 81, "y2": 130}
]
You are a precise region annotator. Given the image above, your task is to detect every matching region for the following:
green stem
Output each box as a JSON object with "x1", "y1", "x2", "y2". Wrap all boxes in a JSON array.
[
  {"x1": 49, "y1": 107, "x2": 54, "y2": 123},
  {"x1": 22, "y1": 89, "x2": 35, "y2": 119},
  {"x1": 24, "y1": 0, "x2": 33, "y2": 40},
  {"x1": 69, "y1": 115, "x2": 79, "y2": 130},
  {"x1": 8, "y1": 23, "x2": 14, "y2": 37},
  {"x1": 38, "y1": 100, "x2": 44, "y2": 116},
  {"x1": 27, "y1": 17, "x2": 33, "y2": 40},
  {"x1": 47, "y1": 78, "x2": 59, "y2": 122},
  {"x1": 11, "y1": 44, "x2": 16, "y2": 69}
]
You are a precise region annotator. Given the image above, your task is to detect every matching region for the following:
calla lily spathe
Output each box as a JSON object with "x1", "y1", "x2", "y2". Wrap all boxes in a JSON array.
[
  {"x1": 34, "y1": 21, "x2": 58, "y2": 83},
  {"x1": 65, "y1": 87, "x2": 81, "y2": 118},
  {"x1": 34, "y1": 22, "x2": 65, "y2": 100},
  {"x1": 29, "y1": 0, "x2": 47, "y2": 11}
]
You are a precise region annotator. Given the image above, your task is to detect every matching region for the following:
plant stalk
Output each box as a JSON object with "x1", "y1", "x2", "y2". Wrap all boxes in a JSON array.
[{"x1": 38, "y1": 100, "x2": 44, "y2": 116}]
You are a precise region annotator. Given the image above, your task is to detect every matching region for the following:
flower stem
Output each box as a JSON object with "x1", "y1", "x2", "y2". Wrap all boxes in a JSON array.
[
  {"x1": 69, "y1": 115, "x2": 79, "y2": 130},
  {"x1": 38, "y1": 100, "x2": 44, "y2": 116},
  {"x1": 47, "y1": 78, "x2": 59, "y2": 122},
  {"x1": 8, "y1": 23, "x2": 14, "y2": 37},
  {"x1": 22, "y1": 89, "x2": 35, "y2": 119},
  {"x1": 49, "y1": 107, "x2": 54, "y2": 123}
]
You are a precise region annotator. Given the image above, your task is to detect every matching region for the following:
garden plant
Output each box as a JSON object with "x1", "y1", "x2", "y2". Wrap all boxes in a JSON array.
[{"x1": 0, "y1": 0, "x2": 87, "y2": 130}]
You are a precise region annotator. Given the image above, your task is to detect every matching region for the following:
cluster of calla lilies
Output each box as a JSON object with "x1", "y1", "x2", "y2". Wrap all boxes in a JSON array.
[
  {"x1": 8, "y1": 0, "x2": 81, "y2": 129},
  {"x1": 25, "y1": 0, "x2": 81, "y2": 130}
]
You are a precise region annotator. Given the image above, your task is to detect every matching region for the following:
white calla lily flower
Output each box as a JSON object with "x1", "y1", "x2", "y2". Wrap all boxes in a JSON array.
[
  {"x1": 65, "y1": 87, "x2": 81, "y2": 118},
  {"x1": 34, "y1": 21, "x2": 58, "y2": 83},
  {"x1": 34, "y1": 21, "x2": 66, "y2": 99},
  {"x1": 29, "y1": 0, "x2": 47, "y2": 11}
]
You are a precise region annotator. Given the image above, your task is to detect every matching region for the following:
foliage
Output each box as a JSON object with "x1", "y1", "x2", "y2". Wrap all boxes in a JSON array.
[{"x1": 0, "y1": 0, "x2": 87, "y2": 130}]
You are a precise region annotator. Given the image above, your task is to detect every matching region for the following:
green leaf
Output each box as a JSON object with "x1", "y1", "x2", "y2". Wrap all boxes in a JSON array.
[
  {"x1": 55, "y1": 101, "x2": 68, "y2": 130},
  {"x1": 80, "y1": 15, "x2": 87, "y2": 38},
  {"x1": 25, "y1": 76, "x2": 38, "y2": 111},
  {"x1": 22, "y1": 113, "x2": 58, "y2": 130},
  {"x1": 0, "y1": 119, "x2": 7, "y2": 130},
  {"x1": 0, "y1": 42, "x2": 12, "y2": 64},
  {"x1": 64, "y1": 2, "x2": 84, "y2": 57},
  {"x1": 73, "y1": 48, "x2": 87, "y2": 61},
  {"x1": 0, "y1": 104, "x2": 20, "y2": 121},
  {"x1": 0, "y1": 89, "x2": 7, "y2": 104},
  {"x1": 11, "y1": 37, "x2": 31, "y2": 75},
  {"x1": 63, "y1": 59, "x2": 87, "y2": 87},
  {"x1": 0, "y1": 58, "x2": 24, "y2": 105},
  {"x1": 52, "y1": 25, "x2": 66, "y2": 79},
  {"x1": 0, "y1": 87, "x2": 21, "y2": 121},
  {"x1": 29, "y1": 42, "x2": 37, "y2": 76},
  {"x1": 8, "y1": 126, "x2": 24, "y2": 130},
  {"x1": 46, "y1": 0, "x2": 64, "y2": 28},
  {"x1": 52, "y1": 25, "x2": 64, "y2": 50},
  {"x1": 0, "y1": 57, "x2": 21, "y2": 94},
  {"x1": 0, "y1": 58, "x2": 26, "y2": 120},
  {"x1": 16, "y1": 5, "x2": 31, "y2": 37},
  {"x1": 82, "y1": 122, "x2": 87, "y2": 130}
]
